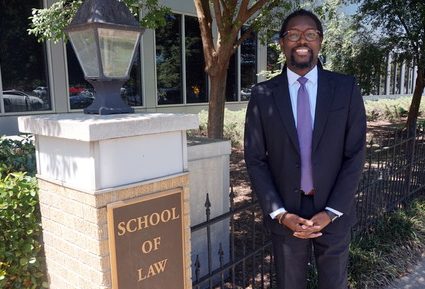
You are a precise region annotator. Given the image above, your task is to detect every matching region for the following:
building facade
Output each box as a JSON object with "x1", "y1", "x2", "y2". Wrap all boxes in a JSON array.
[
  {"x1": 0, "y1": 0, "x2": 419, "y2": 135},
  {"x1": 1, "y1": 0, "x2": 277, "y2": 135}
]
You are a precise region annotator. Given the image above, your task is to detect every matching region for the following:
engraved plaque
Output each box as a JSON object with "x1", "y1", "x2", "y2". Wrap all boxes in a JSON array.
[{"x1": 107, "y1": 189, "x2": 185, "y2": 289}]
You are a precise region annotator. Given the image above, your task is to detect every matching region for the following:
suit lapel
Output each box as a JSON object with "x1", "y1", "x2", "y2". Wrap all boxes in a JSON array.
[
  {"x1": 272, "y1": 71, "x2": 300, "y2": 154},
  {"x1": 312, "y1": 69, "x2": 335, "y2": 152}
]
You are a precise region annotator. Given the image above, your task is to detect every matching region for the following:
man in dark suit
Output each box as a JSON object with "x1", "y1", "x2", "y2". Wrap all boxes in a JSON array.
[{"x1": 244, "y1": 9, "x2": 366, "y2": 289}]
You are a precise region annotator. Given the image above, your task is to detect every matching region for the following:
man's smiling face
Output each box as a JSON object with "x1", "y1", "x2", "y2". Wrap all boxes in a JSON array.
[{"x1": 280, "y1": 15, "x2": 322, "y2": 76}]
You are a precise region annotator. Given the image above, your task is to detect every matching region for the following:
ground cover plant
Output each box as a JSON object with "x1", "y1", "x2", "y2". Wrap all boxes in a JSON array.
[
  {"x1": 364, "y1": 96, "x2": 425, "y2": 122},
  {"x1": 348, "y1": 196, "x2": 425, "y2": 288}
]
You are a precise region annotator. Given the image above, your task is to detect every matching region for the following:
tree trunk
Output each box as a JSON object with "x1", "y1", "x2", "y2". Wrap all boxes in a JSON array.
[
  {"x1": 207, "y1": 67, "x2": 229, "y2": 139},
  {"x1": 406, "y1": 67, "x2": 425, "y2": 137}
]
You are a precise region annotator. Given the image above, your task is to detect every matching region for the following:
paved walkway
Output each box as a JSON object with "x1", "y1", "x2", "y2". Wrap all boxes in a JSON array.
[{"x1": 383, "y1": 254, "x2": 425, "y2": 289}]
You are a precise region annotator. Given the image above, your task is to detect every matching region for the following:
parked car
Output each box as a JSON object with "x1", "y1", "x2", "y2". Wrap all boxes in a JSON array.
[
  {"x1": 2, "y1": 90, "x2": 44, "y2": 112},
  {"x1": 33, "y1": 86, "x2": 48, "y2": 100},
  {"x1": 240, "y1": 87, "x2": 252, "y2": 101},
  {"x1": 69, "y1": 86, "x2": 86, "y2": 95},
  {"x1": 69, "y1": 90, "x2": 94, "y2": 109}
]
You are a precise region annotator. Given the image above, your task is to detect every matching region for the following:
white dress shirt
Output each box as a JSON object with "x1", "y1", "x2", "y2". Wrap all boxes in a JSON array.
[{"x1": 269, "y1": 66, "x2": 343, "y2": 219}]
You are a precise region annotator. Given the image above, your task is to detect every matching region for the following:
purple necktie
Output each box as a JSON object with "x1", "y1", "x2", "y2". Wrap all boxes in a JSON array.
[{"x1": 297, "y1": 77, "x2": 314, "y2": 194}]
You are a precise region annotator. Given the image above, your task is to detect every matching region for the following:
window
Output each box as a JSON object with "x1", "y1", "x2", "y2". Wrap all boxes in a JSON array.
[
  {"x1": 156, "y1": 14, "x2": 258, "y2": 105},
  {"x1": 226, "y1": 27, "x2": 258, "y2": 102},
  {"x1": 240, "y1": 27, "x2": 257, "y2": 101},
  {"x1": 156, "y1": 14, "x2": 209, "y2": 105},
  {"x1": 0, "y1": 0, "x2": 51, "y2": 114},
  {"x1": 267, "y1": 34, "x2": 282, "y2": 74},
  {"x1": 185, "y1": 16, "x2": 208, "y2": 103},
  {"x1": 226, "y1": 55, "x2": 238, "y2": 102},
  {"x1": 156, "y1": 14, "x2": 183, "y2": 105}
]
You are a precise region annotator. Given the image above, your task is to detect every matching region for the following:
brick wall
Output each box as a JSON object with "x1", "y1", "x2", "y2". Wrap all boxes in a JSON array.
[{"x1": 38, "y1": 174, "x2": 191, "y2": 289}]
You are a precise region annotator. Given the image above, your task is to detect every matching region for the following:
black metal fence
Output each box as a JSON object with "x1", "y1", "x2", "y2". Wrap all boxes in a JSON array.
[
  {"x1": 191, "y1": 125, "x2": 425, "y2": 289},
  {"x1": 354, "y1": 125, "x2": 425, "y2": 232}
]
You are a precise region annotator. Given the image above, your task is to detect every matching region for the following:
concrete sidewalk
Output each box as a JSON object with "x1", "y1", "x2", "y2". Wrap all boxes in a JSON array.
[{"x1": 383, "y1": 254, "x2": 425, "y2": 289}]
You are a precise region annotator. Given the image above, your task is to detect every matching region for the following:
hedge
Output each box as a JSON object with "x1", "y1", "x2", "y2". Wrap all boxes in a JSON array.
[{"x1": 0, "y1": 136, "x2": 46, "y2": 289}]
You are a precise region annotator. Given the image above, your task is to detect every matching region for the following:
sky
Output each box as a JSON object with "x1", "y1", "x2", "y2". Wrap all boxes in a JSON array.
[{"x1": 340, "y1": 3, "x2": 358, "y2": 16}]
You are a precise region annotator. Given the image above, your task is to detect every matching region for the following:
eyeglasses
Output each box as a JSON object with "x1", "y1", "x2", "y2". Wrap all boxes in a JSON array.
[{"x1": 281, "y1": 29, "x2": 321, "y2": 42}]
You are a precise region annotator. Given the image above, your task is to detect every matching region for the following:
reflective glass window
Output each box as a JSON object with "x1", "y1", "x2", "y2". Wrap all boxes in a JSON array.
[
  {"x1": 185, "y1": 16, "x2": 208, "y2": 103},
  {"x1": 240, "y1": 27, "x2": 257, "y2": 101},
  {"x1": 226, "y1": 55, "x2": 238, "y2": 102},
  {"x1": 267, "y1": 34, "x2": 282, "y2": 74},
  {"x1": 0, "y1": 0, "x2": 51, "y2": 113},
  {"x1": 156, "y1": 14, "x2": 183, "y2": 105}
]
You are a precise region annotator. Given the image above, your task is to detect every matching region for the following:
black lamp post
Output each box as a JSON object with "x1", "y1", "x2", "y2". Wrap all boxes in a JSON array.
[{"x1": 65, "y1": 0, "x2": 144, "y2": 115}]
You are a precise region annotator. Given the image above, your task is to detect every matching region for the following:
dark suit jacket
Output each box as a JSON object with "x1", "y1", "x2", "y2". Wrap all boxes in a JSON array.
[{"x1": 244, "y1": 67, "x2": 366, "y2": 234}]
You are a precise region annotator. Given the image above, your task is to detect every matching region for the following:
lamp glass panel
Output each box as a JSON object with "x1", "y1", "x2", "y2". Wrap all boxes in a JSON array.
[
  {"x1": 68, "y1": 29, "x2": 100, "y2": 77},
  {"x1": 98, "y1": 28, "x2": 140, "y2": 78}
]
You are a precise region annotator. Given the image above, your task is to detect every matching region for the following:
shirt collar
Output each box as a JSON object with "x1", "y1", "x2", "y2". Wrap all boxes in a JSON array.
[{"x1": 287, "y1": 65, "x2": 318, "y2": 86}]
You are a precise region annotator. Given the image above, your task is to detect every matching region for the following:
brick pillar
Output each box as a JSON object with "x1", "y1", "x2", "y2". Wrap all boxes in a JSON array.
[{"x1": 19, "y1": 113, "x2": 198, "y2": 289}]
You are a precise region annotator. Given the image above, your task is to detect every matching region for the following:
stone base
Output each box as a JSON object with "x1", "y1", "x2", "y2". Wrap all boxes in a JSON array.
[
  {"x1": 38, "y1": 174, "x2": 191, "y2": 289},
  {"x1": 187, "y1": 138, "x2": 231, "y2": 279}
]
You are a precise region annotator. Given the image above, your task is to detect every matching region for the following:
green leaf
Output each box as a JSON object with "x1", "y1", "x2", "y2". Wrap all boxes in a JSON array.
[{"x1": 19, "y1": 258, "x2": 28, "y2": 266}]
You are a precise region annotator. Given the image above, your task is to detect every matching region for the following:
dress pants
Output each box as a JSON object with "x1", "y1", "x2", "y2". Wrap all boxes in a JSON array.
[{"x1": 271, "y1": 194, "x2": 351, "y2": 289}]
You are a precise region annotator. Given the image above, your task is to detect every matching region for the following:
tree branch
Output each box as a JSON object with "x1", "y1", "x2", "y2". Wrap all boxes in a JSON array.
[
  {"x1": 228, "y1": 0, "x2": 238, "y2": 9},
  {"x1": 240, "y1": 0, "x2": 250, "y2": 15},
  {"x1": 194, "y1": 0, "x2": 216, "y2": 68},
  {"x1": 233, "y1": 25, "x2": 254, "y2": 49},
  {"x1": 246, "y1": 0, "x2": 268, "y2": 20},
  {"x1": 395, "y1": 12, "x2": 418, "y2": 51},
  {"x1": 234, "y1": 0, "x2": 268, "y2": 34},
  {"x1": 219, "y1": 0, "x2": 228, "y2": 12},
  {"x1": 212, "y1": 0, "x2": 224, "y2": 34},
  {"x1": 219, "y1": 0, "x2": 231, "y2": 24},
  {"x1": 234, "y1": 0, "x2": 250, "y2": 29}
]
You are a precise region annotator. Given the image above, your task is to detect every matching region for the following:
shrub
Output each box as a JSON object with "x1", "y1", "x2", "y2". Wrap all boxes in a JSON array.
[
  {"x1": 0, "y1": 171, "x2": 46, "y2": 289},
  {"x1": 192, "y1": 109, "x2": 246, "y2": 146},
  {"x1": 0, "y1": 136, "x2": 45, "y2": 288},
  {"x1": 0, "y1": 136, "x2": 36, "y2": 176},
  {"x1": 365, "y1": 96, "x2": 425, "y2": 122}
]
